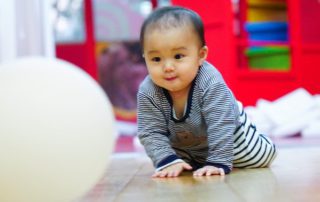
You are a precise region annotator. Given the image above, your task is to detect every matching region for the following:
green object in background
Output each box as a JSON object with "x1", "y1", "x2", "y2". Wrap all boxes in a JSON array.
[{"x1": 245, "y1": 46, "x2": 290, "y2": 70}]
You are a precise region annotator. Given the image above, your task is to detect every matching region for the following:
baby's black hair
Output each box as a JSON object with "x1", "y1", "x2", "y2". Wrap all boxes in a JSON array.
[{"x1": 140, "y1": 6, "x2": 205, "y2": 49}]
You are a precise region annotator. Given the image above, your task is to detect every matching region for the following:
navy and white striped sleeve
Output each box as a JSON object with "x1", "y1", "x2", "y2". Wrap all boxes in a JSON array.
[
  {"x1": 201, "y1": 81, "x2": 237, "y2": 173},
  {"x1": 137, "y1": 91, "x2": 179, "y2": 169}
]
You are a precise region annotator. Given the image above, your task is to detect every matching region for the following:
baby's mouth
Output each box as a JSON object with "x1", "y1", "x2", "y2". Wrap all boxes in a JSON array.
[{"x1": 165, "y1": 76, "x2": 177, "y2": 81}]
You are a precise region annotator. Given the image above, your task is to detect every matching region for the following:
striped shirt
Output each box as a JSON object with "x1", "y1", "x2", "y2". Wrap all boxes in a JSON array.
[{"x1": 137, "y1": 61, "x2": 276, "y2": 174}]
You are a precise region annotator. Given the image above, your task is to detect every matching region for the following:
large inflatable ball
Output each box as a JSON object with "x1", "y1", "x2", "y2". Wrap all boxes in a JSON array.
[{"x1": 0, "y1": 57, "x2": 116, "y2": 202}]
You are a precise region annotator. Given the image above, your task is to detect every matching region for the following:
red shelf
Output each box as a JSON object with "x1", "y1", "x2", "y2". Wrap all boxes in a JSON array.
[
  {"x1": 236, "y1": 68, "x2": 296, "y2": 80},
  {"x1": 236, "y1": 39, "x2": 289, "y2": 46},
  {"x1": 172, "y1": 0, "x2": 320, "y2": 105}
]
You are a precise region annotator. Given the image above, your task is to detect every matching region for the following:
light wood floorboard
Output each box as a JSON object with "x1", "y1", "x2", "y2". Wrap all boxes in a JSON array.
[{"x1": 80, "y1": 147, "x2": 320, "y2": 202}]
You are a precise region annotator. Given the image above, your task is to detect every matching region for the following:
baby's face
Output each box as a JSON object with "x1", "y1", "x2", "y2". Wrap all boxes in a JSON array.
[{"x1": 143, "y1": 24, "x2": 207, "y2": 97}]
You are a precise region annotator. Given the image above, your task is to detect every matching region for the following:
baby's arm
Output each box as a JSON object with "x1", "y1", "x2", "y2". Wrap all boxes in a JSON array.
[
  {"x1": 202, "y1": 81, "x2": 238, "y2": 174},
  {"x1": 137, "y1": 91, "x2": 183, "y2": 176}
]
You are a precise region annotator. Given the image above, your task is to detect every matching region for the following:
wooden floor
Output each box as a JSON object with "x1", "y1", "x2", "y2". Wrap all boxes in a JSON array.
[{"x1": 80, "y1": 146, "x2": 320, "y2": 202}]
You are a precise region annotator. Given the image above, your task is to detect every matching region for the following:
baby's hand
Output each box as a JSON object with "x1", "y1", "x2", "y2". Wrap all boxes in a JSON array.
[
  {"x1": 193, "y1": 165, "x2": 225, "y2": 177},
  {"x1": 152, "y1": 162, "x2": 193, "y2": 178}
]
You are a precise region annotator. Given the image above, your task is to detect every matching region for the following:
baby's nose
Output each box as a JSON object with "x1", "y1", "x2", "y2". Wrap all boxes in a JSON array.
[
  {"x1": 164, "y1": 66, "x2": 174, "y2": 72},
  {"x1": 163, "y1": 62, "x2": 174, "y2": 72}
]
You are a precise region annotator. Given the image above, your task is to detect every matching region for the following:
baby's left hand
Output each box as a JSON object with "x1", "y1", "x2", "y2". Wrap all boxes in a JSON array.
[{"x1": 193, "y1": 165, "x2": 225, "y2": 176}]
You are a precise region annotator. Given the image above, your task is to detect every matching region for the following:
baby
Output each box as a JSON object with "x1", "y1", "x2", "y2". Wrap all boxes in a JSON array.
[{"x1": 137, "y1": 6, "x2": 277, "y2": 178}]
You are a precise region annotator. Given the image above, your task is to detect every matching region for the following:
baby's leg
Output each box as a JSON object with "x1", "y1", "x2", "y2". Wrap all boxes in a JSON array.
[{"x1": 232, "y1": 102, "x2": 277, "y2": 168}]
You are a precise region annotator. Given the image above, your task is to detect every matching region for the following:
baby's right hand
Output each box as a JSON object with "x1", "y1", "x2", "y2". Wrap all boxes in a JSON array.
[{"x1": 152, "y1": 162, "x2": 193, "y2": 178}]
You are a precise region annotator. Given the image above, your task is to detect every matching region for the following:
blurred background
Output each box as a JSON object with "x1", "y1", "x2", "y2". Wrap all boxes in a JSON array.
[{"x1": 1, "y1": 0, "x2": 320, "y2": 150}]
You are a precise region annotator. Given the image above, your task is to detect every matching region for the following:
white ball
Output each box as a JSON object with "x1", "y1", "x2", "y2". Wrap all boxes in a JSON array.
[{"x1": 0, "y1": 57, "x2": 116, "y2": 202}]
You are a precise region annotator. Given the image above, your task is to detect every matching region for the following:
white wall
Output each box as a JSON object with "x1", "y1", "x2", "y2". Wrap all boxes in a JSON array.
[
  {"x1": 0, "y1": 0, "x2": 55, "y2": 64},
  {"x1": 0, "y1": 1, "x2": 17, "y2": 63}
]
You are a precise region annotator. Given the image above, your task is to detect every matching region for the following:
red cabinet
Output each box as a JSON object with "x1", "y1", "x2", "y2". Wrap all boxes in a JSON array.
[
  {"x1": 172, "y1": 0, "x2": 320, "y2": 105},
  {"x1": 55, "y1": 0, "x2": 97, "y2": 80}
]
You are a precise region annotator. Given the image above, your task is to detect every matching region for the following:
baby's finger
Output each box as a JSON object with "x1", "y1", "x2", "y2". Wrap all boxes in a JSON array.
[
  {"x1": 152, "y1": 171, "x2": 167, "y2": 178},
  {"x1": 205, "y1": 169, "x2": 215, "y2": 176},
  {"x1": 166, "y1": 171, "x2": 173, "y2": 177},
  {"x1": 208, "y1": 168, "x2": 225, "y2": 176},
  {"x1": 173, "y1": 170, "x2": 181, "y2": 177},
  {"x1": 167, "y1": 170, "x2": 177, "y2": 178},
  {"x1": 152, "y1": 172, "x2": 161, "y2": 178},
  {"x1": 183, "y1": 163, "x2": 193, "y2": 170},
  {"x1": 193, "y1": 168, "x2": 206, "y2": 176},
  {"x1": 159, "y1": 171, "x2": 169, "y2": 178},
  {"x1": 219, "y1": 168, "x2": 225, "y2": 176},
  {"x1": 206, "y1": 168, "x2": 222, "y2": 176}
]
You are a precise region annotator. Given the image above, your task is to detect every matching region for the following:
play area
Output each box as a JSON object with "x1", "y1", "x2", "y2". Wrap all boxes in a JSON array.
[{"x1": 1, "y1": 0, "x2": 320, "y2": 202}]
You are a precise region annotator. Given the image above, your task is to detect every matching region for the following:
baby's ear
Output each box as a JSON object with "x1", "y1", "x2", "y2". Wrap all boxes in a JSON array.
[{"x1": 199, "y1": 46, "x2": 208, "y2": 65}]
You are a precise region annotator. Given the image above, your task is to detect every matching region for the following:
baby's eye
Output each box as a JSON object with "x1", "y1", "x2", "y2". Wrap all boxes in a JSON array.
[
  {"x1": 174, "y1": 54, "x2": 184, "y2": 60},
  {"x1": 151, "y1": 57, "x2": 161, "y2": 62}
]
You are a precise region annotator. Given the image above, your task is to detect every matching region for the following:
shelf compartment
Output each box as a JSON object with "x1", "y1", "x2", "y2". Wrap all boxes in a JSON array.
[
  {"x1": 245, "y1": 46, "x2": 290, "y2": 70},
  {"x1": 245, "y1": 22, "x2": 288, "y2": 41},
  {"x1": 247, "y1": 0, "x2": 287, "y2": 8}
]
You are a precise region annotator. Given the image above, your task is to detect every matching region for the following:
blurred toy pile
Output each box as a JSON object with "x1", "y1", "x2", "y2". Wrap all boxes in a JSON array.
[{"x1": 245, "y1": 88, "x2": 320, "y2": 138}]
